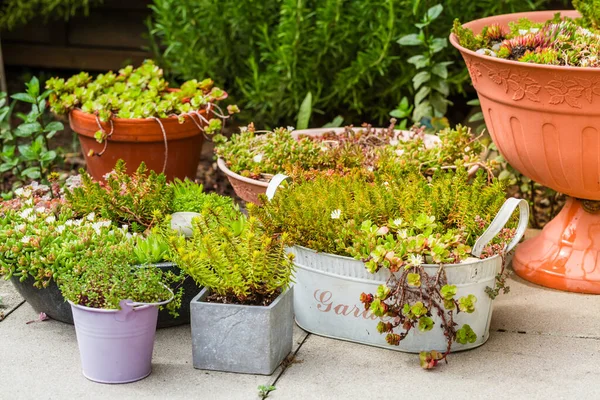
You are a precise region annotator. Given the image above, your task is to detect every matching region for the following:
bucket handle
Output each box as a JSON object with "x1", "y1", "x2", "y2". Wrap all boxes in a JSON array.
[
  {"x1": 471, "y1": 197, "x2": 529, "y2": 257},
  {"x1": 123, "y1": 284, "x2": 175, "y2": 309},
  {"x1": 265, "y1": 173, "x2": 290, "y2": 201}
]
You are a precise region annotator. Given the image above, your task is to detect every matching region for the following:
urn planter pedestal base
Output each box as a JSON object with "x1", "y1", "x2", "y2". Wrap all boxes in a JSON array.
[
  {"x1": 190, "y1": 287, "x2": 293, "y2": 375},
  {"x1": 514, "y1": 198, "x2": 600, "y2": 294}
]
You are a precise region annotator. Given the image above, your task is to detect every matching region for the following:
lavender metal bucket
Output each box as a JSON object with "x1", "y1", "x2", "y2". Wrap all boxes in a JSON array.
[{"x1": 69, "y1": 288, "x2": 173, "y2": 384}]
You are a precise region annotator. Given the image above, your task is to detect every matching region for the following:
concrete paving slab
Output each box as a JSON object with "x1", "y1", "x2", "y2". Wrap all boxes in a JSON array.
[
  {"x1": 491, "y1": 274, "x2": 600, "y2": 338},
  {"x1": 0, "y1": 302, "x2": 306, "y2": 400},
  {"x1": 0, "y1": 279, "x2": 24, "y2": 321},
  {"x1": 274, "y1": 330, "x2": 600, "y2": 400}
]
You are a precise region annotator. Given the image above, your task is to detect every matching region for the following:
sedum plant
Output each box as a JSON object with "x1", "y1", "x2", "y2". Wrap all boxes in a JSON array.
[
  {"x1": 66, "y1": 160, "x2": 172, "y2": 232},
  {"x1": 252, "y1": 168, "x2": 507, "y2": 256},
  {"x1": 45, "y1": 60, "x2": 238, "y2": 158},
  {"x1": 169, "y1": 208, "x2": 295, "y2": 306},
  {"x1": 58, "y1": 243, "x2": 173, "y2": 310},
  {"x1": 453, "y1": 2, "x2": 600, "y2": 67},
  {"x1": 215, "y1": 121, "x2": 491, "y2": 181},
  {"x1": 0, "y1": 184, "x2": 131, "y2": 287}
]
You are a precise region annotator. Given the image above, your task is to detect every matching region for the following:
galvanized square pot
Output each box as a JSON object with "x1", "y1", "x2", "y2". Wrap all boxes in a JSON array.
[{"x1": 190, "y1": 287, "x2": 293, "y2": 375}]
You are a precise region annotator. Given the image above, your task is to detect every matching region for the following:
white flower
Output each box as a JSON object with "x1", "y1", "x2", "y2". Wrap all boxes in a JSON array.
[
  {"x1": 121, "y1": 224, "x2": 129, "y2": 231},
  {"x1": 519, "y1": 29, "x2": 528, "y2": 35},
  {"x1": 287, "y1": 126, "x2": 295, "y2": 132},
  {"x1": 56, "y1": 225, "x2": 65, "y2": 234},
  {"x1": 408, "y1": 254, "x2": 423, "y2": 267},
  {"x1": 26, "y1": 216, "x2": 36, "y2": 223},
  {"x1": 389, "y1": 138, "x2": 399, "y2": 146},
  {"x1": 239, "y1": 126, "x2": 248, "y2": 133},
  {"x1": 91, "y1": 220, "x2": 112, "y2": 233},
  {"x1": 15, "y1": 224, "x2": 26, "y2": 231},
  {"x1": 395, "y1": 149, "x2": 405, "y2": 156},
  {"x1": 252, "y1": 153, "x2": 264, "y2": 163},
  {"x1": 35, "y1": 207, "x2": 46, "y2": 214},
  {"x1": 86, "y1": 212, "x2": 96, "y2": 221},
  {"x1": 530, "y1": 28, "x2": 539, "y2": 34},
  {"x1": 397, "y1": 229, "x2": 408, "y2": 239},
  {"x1": 330, "y1": 209, "x2": 342, "y2": 219},
  {"x1": 393, "y1": 218, "x2": 403, "y2": 226},
  {"x1": 25, "y1": 198, "x2": 34, "y2": 206},
  {"x1": 73, "y1": 219, "x2": 83, "y2": 226},
  {"x1": 45, "y1": 215, "x2": 56, "y2": 224},
  {"x1": 19, "y1": 208, "x2": 34, "y2": 219},
  {"x1": 65, "y1": 220, "x2": 74, "y2": 226},
  {"x1": 21, "y1": 236, "x2": 31, "y2": 244},
  {"x1": 14, "y1": 187, "x2": 24, "y2": 197}
]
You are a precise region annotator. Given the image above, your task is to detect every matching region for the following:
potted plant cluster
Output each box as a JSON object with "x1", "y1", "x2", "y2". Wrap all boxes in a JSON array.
[
  {"x1": 0, "y1": 160, "x2": 236, "y2": 328},
  {"x1": 58, "y1": 229, "x2": 174, "y2": 384},
  {"x1": 450, "y1": 2, "x2": 600, "y2": 293},
  {"x1": 214, "y1": 121, "x2": 489, "y2": 204},
  {"x1": 251, "y1": 164, "x2": 528, "y2": 367},
  {"x1": 168, "y1": 207, "x2": 295, "y2": 375},
  {"x1": 45, "y1": 60, "x2": 239, "y2": 182}
]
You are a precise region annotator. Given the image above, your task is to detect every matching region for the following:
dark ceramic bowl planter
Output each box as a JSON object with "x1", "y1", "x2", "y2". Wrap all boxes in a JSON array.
[
  {"x1": 10, "y1": 262, "x2": 200, "y2": 328},
  {"x1": 190, "y1": 287, "x2": 294, "y2": 375},
  {"x1": 70, "y1": 107, "x2": 214, "y2": 182}
]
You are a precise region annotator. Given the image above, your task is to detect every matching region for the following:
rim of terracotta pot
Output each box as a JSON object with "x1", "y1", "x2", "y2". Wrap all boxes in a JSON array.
[
  {"x1": 217, "y1": 127, "x2": 440, "y2": 187},
  {"x1": 217, "y1": 157, "x2": 270, "y2": 188},
  {"x1": 449, "y1": 10, "x2": 591, "y2": 71},
  {"x1": 70, "y1": 107, "x2": 215, "y2": 142}
]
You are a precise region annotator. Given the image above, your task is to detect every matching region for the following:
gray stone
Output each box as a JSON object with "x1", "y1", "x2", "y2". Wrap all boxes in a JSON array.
[
  {"x1": 191, "y1": 287, "x2": 293, "y2": 375},
  {"x1": 170, "y1": 212, "x2": 201, "y2": 237}
]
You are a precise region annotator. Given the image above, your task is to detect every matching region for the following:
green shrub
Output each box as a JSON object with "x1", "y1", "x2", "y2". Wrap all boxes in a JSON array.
[
  {"x1": 0, "y1": 0, "x2": 103, "y2": 31},
  {"x1": 148, "y1": 0, "x2": 568, "y2": 127}
]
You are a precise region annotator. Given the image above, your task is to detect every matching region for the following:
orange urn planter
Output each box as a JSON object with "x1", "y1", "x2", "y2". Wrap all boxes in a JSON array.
[
  {"x1": 70, "y1": 108, "x2": 211, "y2": 182},
  {"x1": 451, "y1": 10, "x2": 600, "y2": 294}
]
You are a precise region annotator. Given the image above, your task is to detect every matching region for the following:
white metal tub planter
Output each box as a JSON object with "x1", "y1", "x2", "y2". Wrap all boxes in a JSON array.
[{"x1": 261, "y1": 171, "x2": 529, "y2": 368}]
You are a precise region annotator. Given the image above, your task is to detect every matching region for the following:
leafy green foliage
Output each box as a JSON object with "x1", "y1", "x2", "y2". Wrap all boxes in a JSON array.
[
  {"x1": 0, "y1": 0, "x2": 102, "y2": 31},
  {"x1": 58, "y1": 243, "x2": 172, "y2": 310},
  {"x1": 65, "y1": 160, "x2": 172, "y2": 232},
  {"x1": 46, "y1": 60, "x2": 236, "y2": 123},
  {"x1": 148, "y1": 0, "x2": 562, "y2": 127},
  {"x1": 168, "y1": 210, "x2": 295, "y2": 306},
  {"x1": 258, "y1": 385, "x2": 276, "y2": 399},
  {"x1": 398, "y1": 3, "x2": 453, "y2": 122},
  {"x1": 0, "y1": 78, "x2": 65, "y2": 198},
  {"x1": 573, "y1": 0, "x2": 600, "y2": 30}
]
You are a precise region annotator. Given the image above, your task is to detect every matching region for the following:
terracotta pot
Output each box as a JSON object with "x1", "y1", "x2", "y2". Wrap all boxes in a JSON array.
[
  {"x1": 218, "y1": 127, "x2": 441, "y2": 204},
  {"x1": 451, "y1": 10, "x2": 600, "y2": 293},
  {"x1": 70, "y1": 109, "x2": 210, "y2": 182}
]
